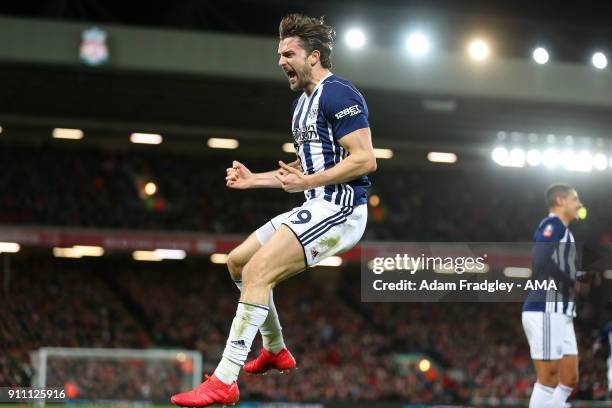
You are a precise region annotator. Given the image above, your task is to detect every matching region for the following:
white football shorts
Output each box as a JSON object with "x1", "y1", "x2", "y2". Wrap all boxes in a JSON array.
[
  {"x1": 522, "y1": 311, "x2": 578, "y2": 360},
  {"x1": 255, "y1": 198, "x2": 367, "y2": 266},
  {"x1": 608, "y1": 356, "x2": 612, "y2": 392}
]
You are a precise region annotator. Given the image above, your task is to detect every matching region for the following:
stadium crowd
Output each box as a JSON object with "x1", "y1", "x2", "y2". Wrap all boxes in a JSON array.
[
  {"x1": 0, "y1": 256, "x2": 609, "y2": 404},
  {"x1": 1, "y1": 144, "x2": 610, "y2": 403},
  {"x1": 0, "y1": 258, "x2": 150, "y2": 387},
  {"x1": 0, "y1": 144, "x2": 610, "y2": 243}
]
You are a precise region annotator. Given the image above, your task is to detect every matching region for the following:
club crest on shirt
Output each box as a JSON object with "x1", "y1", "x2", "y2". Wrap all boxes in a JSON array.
[
  {"x1": 292, "y1": 124, "x2": 320, "y2": 144},
  {"x1": 542, "y1": 223, "x2": 554, "y2": 238}
]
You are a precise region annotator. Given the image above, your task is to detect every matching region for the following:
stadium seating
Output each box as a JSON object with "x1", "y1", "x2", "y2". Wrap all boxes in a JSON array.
[
  {"x1": 1, "y1": 256, "x2": 608, "y2": 402},
  {"x1": 0, "y1": 145, "x2": 609, "y2": 244}
]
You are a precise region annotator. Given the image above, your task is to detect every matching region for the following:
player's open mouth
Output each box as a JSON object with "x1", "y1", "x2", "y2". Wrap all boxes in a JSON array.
[{"x1": 286, "y1": 70, "x2": 297, "y2": 81}]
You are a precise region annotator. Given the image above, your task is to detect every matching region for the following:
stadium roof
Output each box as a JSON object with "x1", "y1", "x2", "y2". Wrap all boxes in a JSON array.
[
  {"x1": 2, "y1": 2, "x2": 612, "y2": 161},
  {"x1": 1, "y1": 0, "x2": 612, "y2": 63}
]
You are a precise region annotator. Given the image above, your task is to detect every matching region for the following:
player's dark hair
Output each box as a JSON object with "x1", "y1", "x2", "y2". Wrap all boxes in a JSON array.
[
  {"x1": 279, "y1": 13, "x2": 335, "y2": 69},
  {"x1": 545, "y1": 183, "x2": 574, "y2": 208}
]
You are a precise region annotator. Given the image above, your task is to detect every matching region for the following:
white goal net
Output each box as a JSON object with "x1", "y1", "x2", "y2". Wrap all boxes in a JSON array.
[{"x1": 30, "y1": 347, "x2": 202, "y2": 405}]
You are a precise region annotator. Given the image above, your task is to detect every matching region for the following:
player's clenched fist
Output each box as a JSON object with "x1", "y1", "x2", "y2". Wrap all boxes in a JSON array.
[
  {"x1": 275, "y1": 161, "x2": 312, "y2": 193},
  {"x1": 226, "y1": 160, "x2": 254, "y2": 189}
]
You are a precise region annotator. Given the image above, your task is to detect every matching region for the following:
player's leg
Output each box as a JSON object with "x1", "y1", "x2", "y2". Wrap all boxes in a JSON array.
[
  {"x1": 227, "y1": 232, "x2": 291, "y2": 360},
  {"x1": 530, "y1": 360, "x2": 559, "y2": 408},
  {"x1": 213, "y1": 225, "x2": 305, "y2": 385},
  {"x1": 608, "y1": 357, "x2": 612, "y2": 399},
  {"x1": 171, "y1": 226, "x2": 305, "y2": 407},
  {"x1": 171, "y1": 200, "x2": 368, "y2": 406},
  {"x1": 239, "y1": 224, "x2": 305, "y2": 303},
  {"x1": 551, "y1": 317, "x2": 579, "y2": 407},
  {"x1": 551, "y1": 354, "x2": 577, "y2": 407},
  {"x1": 523, "y1": 311, "x2": 562, "y2": 407},
  {"x1": 242, "y1": 200, "x2": 367, "y2": 375},
  {"x1": 226, "y1": 233, "x2": 260, "y2": 282},
  {"x1": 608, "y1": 356, "x2": 612, "y2": 398},
  {"x1": 533, "y1": 359, "x2": 561, "y2": 387}
]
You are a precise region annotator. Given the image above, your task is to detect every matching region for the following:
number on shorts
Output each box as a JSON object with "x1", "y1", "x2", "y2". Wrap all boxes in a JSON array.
[{"x1": 291, "y1": 210, "x2": 312, "y2": 224}]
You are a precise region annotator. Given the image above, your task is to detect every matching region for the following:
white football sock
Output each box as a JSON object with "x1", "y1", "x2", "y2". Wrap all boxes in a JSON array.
[
  {"x1": 530, "y1": 383, "x2": 554, "y2": 408},
  {"x1": 214, "y1": 301, "x2": 268, "y2": 385},
  {"x1": 234, "y1": 280, "x2": 286, "y2": 354},
  {"x1": 551, "y1": 384, "x2": 573, "y2": 408}
]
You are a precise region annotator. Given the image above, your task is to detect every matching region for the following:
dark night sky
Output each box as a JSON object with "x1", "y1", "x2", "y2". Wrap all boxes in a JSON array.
[{"x1": 1, "y1": 1, "x2": 612, "y2": 62}]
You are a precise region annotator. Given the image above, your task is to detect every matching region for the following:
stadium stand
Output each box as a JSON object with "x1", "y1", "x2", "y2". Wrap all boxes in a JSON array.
[
  {"x1": 1, "y1": 255, "x2": 609, "y2": 403},
  {"x1": 0, "y1": 144, "x2": 610, "y2": 243}
]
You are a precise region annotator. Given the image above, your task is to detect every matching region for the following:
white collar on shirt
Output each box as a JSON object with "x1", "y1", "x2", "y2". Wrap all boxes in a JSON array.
[{"x1": 307, "y1": 72, "x2": 333, "y2": 96}]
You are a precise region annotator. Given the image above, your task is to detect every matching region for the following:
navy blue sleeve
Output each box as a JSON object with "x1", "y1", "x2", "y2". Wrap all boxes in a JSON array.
[
  {"x1": 532, "y1": 218, "x2": 574, "y2": 286},
  {"x1": 534, "y1": 218, "x2": 565, "y2": 243},
  {"x1": 322, "y1": 83, "x2": 369, "y2": 140},
  {"x1": 602, "y1": 323, "x2": 612, "y2": 343}
]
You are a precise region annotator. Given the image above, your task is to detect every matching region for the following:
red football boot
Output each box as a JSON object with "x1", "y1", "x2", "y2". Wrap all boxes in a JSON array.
[
  {"x1": 243, "y1": 348, "x2": 296, "y2": 375},
  {"x1": 171, "y1": 374, "x2": 239, "y2": 407}
]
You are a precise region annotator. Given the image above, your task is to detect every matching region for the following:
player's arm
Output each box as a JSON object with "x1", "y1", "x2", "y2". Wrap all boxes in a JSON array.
[
  {"x1": 534, "y1": 246, "x2": 575, "y2": 286},
  {"x1": 226, "y1": 160, "x2": 301, "y2": 189},
  {"x1": 276, "y1": 128, "x2": 375, "y2": 192},
  {"x1": 533, "y1": 224, "x2": 575, "y2": 286}
]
